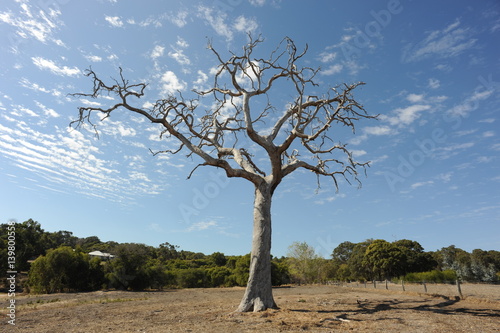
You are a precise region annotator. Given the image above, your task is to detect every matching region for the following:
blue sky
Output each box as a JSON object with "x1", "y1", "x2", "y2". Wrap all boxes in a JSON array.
[{"x1": 0, "y1": 0, "x2": 499, "y2": 258}]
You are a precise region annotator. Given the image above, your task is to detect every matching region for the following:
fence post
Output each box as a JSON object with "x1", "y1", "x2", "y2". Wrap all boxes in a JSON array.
[
  {"x1": 364, "y1": 281, "x2": 367, "y2": 288},
  {"x1": 373, "y1": 280, "x2": 376, "y2": 289},
  {"x1": 423, "y1": 281, "x2": 427, "y2": 293},
  {"x1": 385, "y1": 279, "x2": 388, "y2": 290},
  {"x1": 402, "y1": 279, "x2": 405, "y2": 292},
  {"x1": 456, "y1": 279, "x2": 463, "y2": 299}
]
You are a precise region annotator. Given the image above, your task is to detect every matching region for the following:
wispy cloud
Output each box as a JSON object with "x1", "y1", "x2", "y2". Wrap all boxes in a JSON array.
[
  {"x1": 233, "y1": 16, "x2": 258, "y2": 33},
  {"x1": 350, "y1": 125, "x2": 395, "y2": 145},
  {"x1": 168, "y1": 37, "x2": 190, "y2": 66},
  {"x1": 31, "y1": 57, "x2": 80, "y2": 76},
  {"x1": 447, "y1": 88, "x2": 494, "y2": 118},
  {"x1": 321, "y1": 64, "x2": 343, "y2": 76},
  {"x1": 83, "y1": 54, "x2": 102, "y2": 62},
  {"x1": 428, "y1": 78, "x2": 440, "y2": 89},
  {"x1": 382, "y1": 104, "x2": 432, "y2": 127},
  {"x1": 434, "y1": 142, "x2": 475, "y2": 160},
  {"x1": 160, "y1": 71, "x2": 186, "y2": 94},
  {"x1": 19, "y1": 78, "x2": 62, "y2": 97},
  {"x1": 187, "y1": 220, "x2": 218, "y2": 232},
  {"x1": 197, "y1": 6, "x2": 233, "y2": 40},
  {"x1": 410, "y1": 180, "x2": 434, "y2": 189},
  {"x1": 0, "y1": 2, "x2": 65, "y2": 49},
  {"x1": 105, "y1": 16, "x2": 124, "y2": 28},
  {"x1": 167, "y1": 10, "x2": 188, "y2": 28},
  {"x1": 150, "y1": 45, "x2": 165, "y2": 60},
  {"x1": 402, "y1": 19, "x2": 476, "y2": 63},
  {"x1": 0, "y1": 115, "x2": 167, "y2": 201},
  {"x1": 249, "y1": 0, "x2": 266, "y2": 6}
]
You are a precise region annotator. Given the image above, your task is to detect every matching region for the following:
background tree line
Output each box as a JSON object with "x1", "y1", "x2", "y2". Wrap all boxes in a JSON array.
[{"x1": 1, "y1": 220, "x2": 499, "y2": 294}]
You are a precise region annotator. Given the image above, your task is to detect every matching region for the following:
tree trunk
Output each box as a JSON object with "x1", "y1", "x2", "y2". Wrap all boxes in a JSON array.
[{"x1": 236, "y1": 182, "x2": 278, "y2": 312}]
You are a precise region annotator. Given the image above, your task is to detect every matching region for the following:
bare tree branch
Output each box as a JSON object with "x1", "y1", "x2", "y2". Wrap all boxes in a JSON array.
[{"x1": 70, "y1": 35, "x2": 375, "y2": 191}]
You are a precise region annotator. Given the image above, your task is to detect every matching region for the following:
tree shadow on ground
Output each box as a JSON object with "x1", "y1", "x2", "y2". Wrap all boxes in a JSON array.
[{"x1": 290, "y1": 295, "x2": 500, "y2": 322}]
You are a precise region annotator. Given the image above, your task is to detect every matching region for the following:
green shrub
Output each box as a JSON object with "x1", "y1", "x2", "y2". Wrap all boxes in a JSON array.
[
  {"x1": 403, "y1": 270, "x2": 457, "y2": 283},
  {"x1": 176, "y1": 268, "x2": 209, "y2": 288}
]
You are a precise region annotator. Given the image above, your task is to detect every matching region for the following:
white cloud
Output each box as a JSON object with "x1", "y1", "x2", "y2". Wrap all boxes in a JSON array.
[
  {"x1": 0, "y1": 3, "x2": 64, "y2": 48},
  {"x1": 428, "y1": 78, "x2": 440, "y2": 89},
  {"x1": 477, "y1": 156, "x2": 493, "y2": 163},
  {"x1": 176, "y1": 37, "x2": 189, "y2": 48},
  {"x1": 197, "y1": 6, "x2": 233, "y2": 40},
  {"x1": 483, "y1": 131, "x2": 495, "y2": 138},
  {"x1": 151, "y1": 45, "x2": 165, "y2": 59},
  {"x1": 0, "y1": 114, "x2": 171, "y2": 201},
  {"x1": 407, "y1": 93, "x2": 424, "y2": 103},
  {"x1": 35, "y1": 101, "x2": 59, "y2": 118},
  {"x1": 31, "y1": 57, "x2": 80, "y2": 76},
  {"x1": 249, "y1": 0, "x2": 266, "y2": 6},
  {"x1": 437, "y1": 172, "x2": 452, "y2": 182},
  {"x1": 321, "y1": 64, "x2": 343, "y2": 76},
  {"x1": 234, "y1": 16, "x2": 258, "y2": 33},
  {"x1": 160, "y1": 71, "x2": 186, "y2": 94},
  {"x1": 352, "y1": 150, "x2": 367, "y2": 157},
  {"x1": 187, "y1": 220, "x2": 218, "y2": 232},
  {"x1": 350, "y1": 125, "x2": 395, "y2": 145},
  {"x1": 19, "y1": 78, "x2": 62, "y2": 97},
  {"x1": 105, "y1": 16, "x2": 123, "y2": 27},
  {"x1": 168, "y1": 48, "x2": 190, "y2": 66},
  {"x1": 193, "y1": 70, "x2": 209, "y2": 90},
  {"x1": 84, "y1": 54, "x2": 102, "y2": 62},
  {"x1": 168, "y1": 10, "x2": 188, "y2": 27},
  {"x1": 479, "y1": 118, "x2": 495, "y2": 123},
  {"x1": 434, "y1": 142, "x2": 474, "y2": 160},
  {"x1": 410, "y1": 181, "x2": 434, "y2": 189},
  {"x1": 364, "y1": 126, "x2": 393, "y2": 136},
  {"x1": 448, "y1": 88, "x2": 494, "y2": 117},
  {"x1": 383, "y1": 104, "x2": 431, "y2": 126},
  {"x1": 319, "y1": 51, "x2": 336, "y2": 63},
  {"x1": 403, "y1": 19, "x2": 477, "y2": 62}
]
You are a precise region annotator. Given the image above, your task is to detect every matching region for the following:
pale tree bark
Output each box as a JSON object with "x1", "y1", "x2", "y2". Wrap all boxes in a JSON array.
[
  {"x1": 71, "y1": 35, "x2": 376, "y2": 312},
  {"x1": 237, "y1": 181, "x2": 277, "y2": 312}
]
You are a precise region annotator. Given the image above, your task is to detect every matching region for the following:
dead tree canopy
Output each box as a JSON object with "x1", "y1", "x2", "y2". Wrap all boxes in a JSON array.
[{"x1": 71, "y1": 36, "x2": 375, "y2": 192}]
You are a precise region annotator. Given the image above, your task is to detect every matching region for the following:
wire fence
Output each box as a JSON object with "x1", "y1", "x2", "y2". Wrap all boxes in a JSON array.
[{"x1": 335, "y1": 280, "x2": 500, "y2": 302}]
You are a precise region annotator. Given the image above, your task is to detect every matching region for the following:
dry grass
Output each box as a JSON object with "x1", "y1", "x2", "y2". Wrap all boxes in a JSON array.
[{"x1": 2, "y1": 284, "x2": 499, "y2": 332}]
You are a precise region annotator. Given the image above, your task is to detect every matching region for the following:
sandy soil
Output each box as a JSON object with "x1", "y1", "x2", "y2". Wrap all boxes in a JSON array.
[{"x1": 2, "y1": 285, "x2": 500, "y2": 332}]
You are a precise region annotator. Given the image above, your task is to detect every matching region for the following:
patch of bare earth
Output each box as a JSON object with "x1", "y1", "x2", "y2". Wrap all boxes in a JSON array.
[{"x1": 2, "y1": 285, "x2": 500, "y2": 332}]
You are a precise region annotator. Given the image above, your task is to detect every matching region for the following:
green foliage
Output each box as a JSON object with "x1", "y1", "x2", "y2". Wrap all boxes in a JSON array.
[
  {"x1": 27, "y1": 246, "x2": 104, "y2": 293},
  {"x1": 271, "y1": 257, "x2": 290, "y2": 286},
  {"x1": 363, "y1": 239, "x2": 406, "y2": 280},
  {"x1": 209, "y1": 252, "x2": 227, "y2": 266},
  {"x1": 287, "y1": 242, "x2": 318, "y2": 284},
  {"x1": 105, "y1": 243, "x2": 154, "y2": 290},
  {"x1": 6, "y1": 219, "x2": 499, "y2": 293},
  {"x1": 176, "y1": 268, "x2": 209, "y2": 288},
  {"x1": 403, "y1": 270, "x2": 457, "y2": 283},
  {"x1": 207, "y1": 266, "x2": 232, "y2": 287}
]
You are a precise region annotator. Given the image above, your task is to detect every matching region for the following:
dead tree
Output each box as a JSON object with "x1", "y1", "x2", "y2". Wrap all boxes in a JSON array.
[{"x1": 71, "y1": 36, "x2": 376, "y2": 312}]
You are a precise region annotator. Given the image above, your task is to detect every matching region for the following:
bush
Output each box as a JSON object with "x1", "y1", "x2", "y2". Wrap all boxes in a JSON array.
[
  {"x1": 207, "y1": 266, "x2": 232, "y2": 287},
  {"x1": 176, "y1": 268, "x2": 209, "y2": 288},
  {"x1": 27, "y1": 246, "x2": 104, "y2": 293},
  {"x1": 403, "y1": 270, "x2": 457, "y2": 283}
]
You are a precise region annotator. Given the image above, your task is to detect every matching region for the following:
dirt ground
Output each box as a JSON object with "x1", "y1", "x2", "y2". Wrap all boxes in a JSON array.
[{"x1": 2, "y1": 284, "x2": 500, "y2": 332}]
